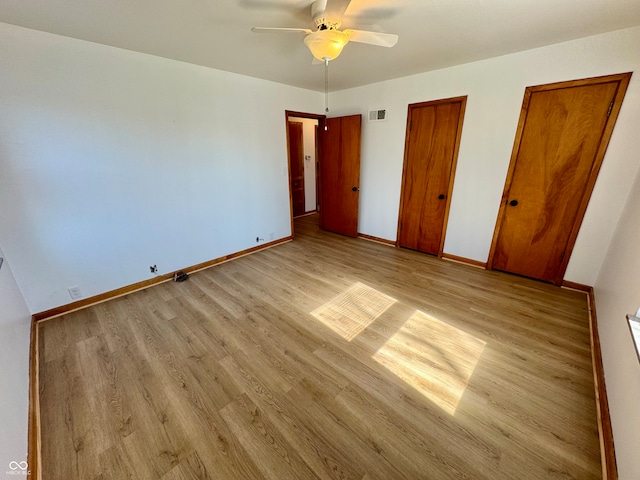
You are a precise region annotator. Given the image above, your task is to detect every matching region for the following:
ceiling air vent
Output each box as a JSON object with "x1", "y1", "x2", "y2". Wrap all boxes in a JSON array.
[{"x1": 368, "y1": 108, "x2": 387, "y2": 122}]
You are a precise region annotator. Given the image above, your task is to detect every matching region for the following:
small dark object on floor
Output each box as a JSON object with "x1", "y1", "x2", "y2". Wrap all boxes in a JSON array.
[{"x1": 174, "y1": 271, "x2": 189, "y2": 282}]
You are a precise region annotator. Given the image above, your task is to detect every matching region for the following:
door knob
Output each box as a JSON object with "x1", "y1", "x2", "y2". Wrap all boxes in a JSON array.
[
  {"x1": 352, "y1": 186, "x2": 359, "y2": 192},
  {"x1": 438, "y1": 194, "x2": 446, "y2": 200},
  {"x1": 509, "y1": 199, "x2": 519, "y2": 206}
]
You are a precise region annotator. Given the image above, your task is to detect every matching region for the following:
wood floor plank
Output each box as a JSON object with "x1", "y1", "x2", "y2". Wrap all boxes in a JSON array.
[
  {"x1": 160, "y1": 450, "x2": 212, "y2": 480},
  {"x1": 39, "y1": 352, "x2": 103, "y2": 479},
  {"x1": 279, "y1": 380, "x2": 417, "y2": 480},
  {"x1": 219, "y1": 393, "x2": 319, "y2": 480},
  {"x1": 38, "y1": 213, "x2": 601, "y2": 479},
  {"x1": 312, "y1": 343, "x2": 505, "y2": 475},
  {"x1": 242, "y1": 309, "x2": 350, "y2": 397},
  {"x1": 219, "y1": 354, "x2": 358, "y2": 480},
  {"x1": 331, "y1": 380, "x2": 488, "y2": 480}
]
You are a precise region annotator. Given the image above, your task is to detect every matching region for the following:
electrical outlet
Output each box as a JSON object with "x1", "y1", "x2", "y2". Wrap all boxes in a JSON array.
[
  {"x1": 68, "y1": 286, "x2": 82, "y2": 300},
  {"x1": 150, "y1": 265, "x2": 158, "y2": 274},
  {"x1": 256, "y1": 236, "x2": 265, "y2": 243}
]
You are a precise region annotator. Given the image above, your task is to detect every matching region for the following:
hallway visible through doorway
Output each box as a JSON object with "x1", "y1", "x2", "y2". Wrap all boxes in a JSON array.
[{"x1": 287, "y1": 115, "x2": 319, "y2": 216}]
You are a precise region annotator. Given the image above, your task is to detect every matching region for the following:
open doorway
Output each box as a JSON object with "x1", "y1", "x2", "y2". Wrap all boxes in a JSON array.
[
  {"x1": 285, "y1": 110, "x2": 363, "y2": 238},
  {"x1": 285, "y1": 111, "x2": 324, "y2": 236}
]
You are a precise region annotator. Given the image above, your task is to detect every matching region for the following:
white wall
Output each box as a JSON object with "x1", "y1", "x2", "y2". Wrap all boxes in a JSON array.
[
  {"x1": 288, "y1": 117, "x2": 319, "y2": 213},
  {"x1": 0, "y1": 23, "x2": 322, "y2": 313},
  {"x1": 0, "y1": 247, "x2": 31, "y2": 474},
  {"x1": 330, "y1": 26, "x2": 640, "y2": 286},
  {"x1": 593, "y1": 167, "x2": 640, "y2": 480}
]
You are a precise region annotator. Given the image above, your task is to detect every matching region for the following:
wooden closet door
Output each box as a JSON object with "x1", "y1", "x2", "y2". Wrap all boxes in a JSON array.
[
  {"x1": 490, "y1": 73, "x2": 631, "y2": 284},
  {"x1": 398, "y1": 97, "x2": 466, "y2": 255}
]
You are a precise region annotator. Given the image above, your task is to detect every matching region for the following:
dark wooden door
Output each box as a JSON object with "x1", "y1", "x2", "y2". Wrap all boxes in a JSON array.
[
  {"x1": 288, "y1": 121, "x2": 305, "y2": 217},
  {"x1": 490, "y1": 73, "x2": 631, "y2": 284},
  {"x1": 398, "y1": 97, "x2": 466, "y2": 255},
  {"x1": 320, "y1": 115, "x2": 361, "y2": 237}
]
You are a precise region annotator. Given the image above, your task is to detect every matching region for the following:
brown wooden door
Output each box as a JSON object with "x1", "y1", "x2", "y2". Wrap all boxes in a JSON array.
[
  {"x1": 398, "y1": 97, "x2": 466, "y2": 255},
  {"x1": 320, "y1": 115, "x2": 361, "y2": 237},
  {"x1": 288, "y1": 121, "x2": 305, "y2": 217},
  {"x1": 490, "y1": 73, "x2": 631, "y2": 284}
]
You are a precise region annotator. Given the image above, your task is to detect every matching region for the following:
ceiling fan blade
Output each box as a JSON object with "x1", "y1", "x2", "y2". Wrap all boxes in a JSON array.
[
  {"x1": 344, "y1": 29, "x2": 398, "y2": 47},
  {"x1": 251, "y1": 27, "x2": 313, "y2": 34},
  {"x1": 323, "y1": 0, "x2": 352, "y2": 24}
]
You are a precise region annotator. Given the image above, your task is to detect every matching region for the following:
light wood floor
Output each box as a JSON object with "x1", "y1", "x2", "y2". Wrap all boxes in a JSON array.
[{"x1": 38, "y1": 214, "x2": 601, "y2": 479}]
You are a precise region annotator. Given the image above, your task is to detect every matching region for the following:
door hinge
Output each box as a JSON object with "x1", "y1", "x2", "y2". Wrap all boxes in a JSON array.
[
  {"x1": 559, "y1": 252, "x2": 565, "y2": 264},
  {"x1": 409, "y1": 120, "x2": 412, "y2": 131},
  {"x1": 607, "y1": 100, "x2": 614, "y2": 117}
]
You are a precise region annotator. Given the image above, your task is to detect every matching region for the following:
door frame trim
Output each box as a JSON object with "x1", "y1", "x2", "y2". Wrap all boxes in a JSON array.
[
  {"x1": 487, "y1": 72, "x2": 632, "y2": 285},
  {"x1": 285, "y1": 111, "x2": 326, "y2": 238},
  {"x1": 396, "y1": 96, "x2": 467, "y2": 256}
]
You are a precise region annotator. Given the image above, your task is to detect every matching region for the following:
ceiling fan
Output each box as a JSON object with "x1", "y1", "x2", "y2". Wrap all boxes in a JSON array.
[{"x1": 251, "y1": 0, "x2": 399, "y2": 63}]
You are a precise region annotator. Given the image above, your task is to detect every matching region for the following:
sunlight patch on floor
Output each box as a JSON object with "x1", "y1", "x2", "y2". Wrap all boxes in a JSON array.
[
  {"x1": 311, "y1": 282, "x2": 397, "y2": 341},
  {"x1": 373, "y1": 310, "x2": 486, "y2": 415}
]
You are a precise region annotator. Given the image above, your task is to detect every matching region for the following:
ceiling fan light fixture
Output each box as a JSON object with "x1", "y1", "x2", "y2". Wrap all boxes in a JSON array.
[{"x1": 304, "y1": 29, "x2": 350, "y2": 61}]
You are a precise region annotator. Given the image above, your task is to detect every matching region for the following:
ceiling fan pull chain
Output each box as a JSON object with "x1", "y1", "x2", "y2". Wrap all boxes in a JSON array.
[{"x1": 325, "y1": 57, "x2": 329, "y2": 113}]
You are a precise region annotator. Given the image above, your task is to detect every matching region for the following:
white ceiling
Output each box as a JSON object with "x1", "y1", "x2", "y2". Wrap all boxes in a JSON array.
[{"x1": 1, "y1": 0, "x2": 640, "y2": 92}]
